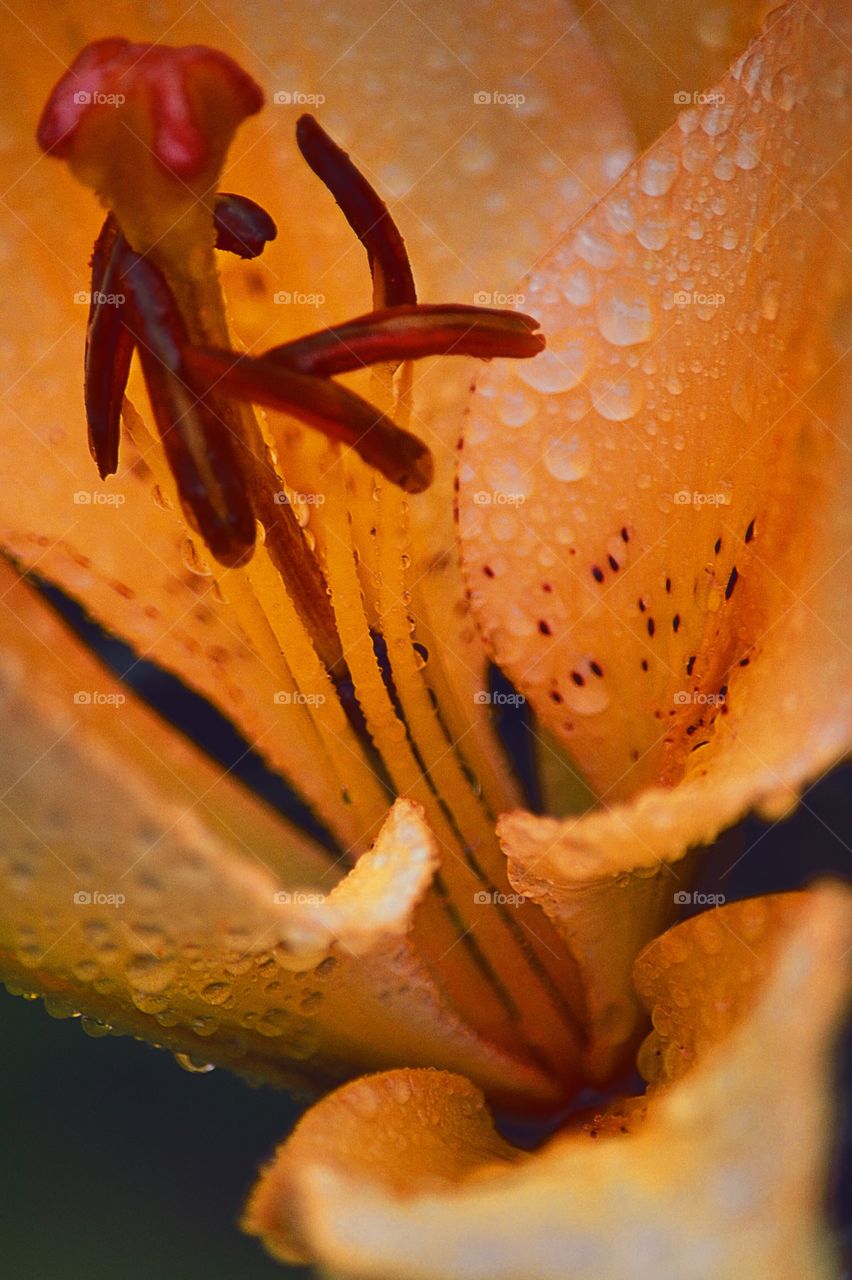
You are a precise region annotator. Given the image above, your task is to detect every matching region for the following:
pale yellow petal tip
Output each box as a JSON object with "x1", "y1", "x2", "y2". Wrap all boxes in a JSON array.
[
  {"x1": 274, "y1": 799, "x2": 439, "y2": 968},
  {"x1": 633, "y1": 888, "x2": 814, "y2": 1087},
  {"x1": 243, "y1": 1067, "x2": 520, "y2": 1264},
  {"x1": 249, "y1": 884, "x2": 851, "y2": 1279}
]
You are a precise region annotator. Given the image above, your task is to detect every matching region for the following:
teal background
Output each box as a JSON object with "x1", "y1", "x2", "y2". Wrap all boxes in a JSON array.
[{"x1": 0, "y1": 989, "x2": 310, "y2": 1279}]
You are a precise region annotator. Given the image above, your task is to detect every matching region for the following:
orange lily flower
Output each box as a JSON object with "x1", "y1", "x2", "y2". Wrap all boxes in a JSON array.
[{"x1": 0, "y1": 1, "x2": 850, "y2": 1276}]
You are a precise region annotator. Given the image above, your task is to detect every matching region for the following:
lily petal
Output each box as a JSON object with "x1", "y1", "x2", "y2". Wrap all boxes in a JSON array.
[
  {"x1": 633, "y1": 889, "x2": 813, "y2": 1087},
  {"x1": 0, "y1": 564, "x2": 555, "y2": 1103},
  {"x1": 460, "y1": 1, "x2": 852, "y2": 824},
  {"x1": 247, "y1": 883, "x2": 852, "y2": 1279}
]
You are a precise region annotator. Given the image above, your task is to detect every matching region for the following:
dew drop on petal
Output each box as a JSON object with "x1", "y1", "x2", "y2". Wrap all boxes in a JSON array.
[
  {"x1": 544, "y1": 435, "x2": 591, "y2": 482},
  {"x1": 591, "y1": 372, "x2": 644, "y2": 421},
  {"x1": 498, "y1": 389, "x2": 536, "y2": 428},
  {"x1": 125, "y1": 954, "x2": 176, "y2": 995},
  {"x1": 517, "y1": 336, "x2": 587, "y2": 392},
  {"x1": 638, "y1": 149, "x2": 679, "y2": 197},
  {"x1": 595, "y1": 284, "x2": 656, "y2": 346},
  {"x1": 635, "y1": 215, "x2": 673, "y2": 251},
  {"x1": 572, "y1": 227, "x2": 618, "y2": 269},
  {"x1": 80, "y1": 1016, "x2": 112, "y2": 1038},
  {"x1": 174, "y1": 1052, "x2": 216, "y2": 1073},
  {"x1": 561, "y1": 266, "x2": 594, "y2": 307},
  {"x1": 200, "y1": 981, "x2": 231, "y2": 1006}
]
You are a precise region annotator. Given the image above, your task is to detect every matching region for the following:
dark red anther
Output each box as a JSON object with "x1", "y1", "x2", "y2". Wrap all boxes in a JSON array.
[
  {"x1": 117, "y1": 247, "x2": 256, "y2": 566},
  {"x1": 184, "y1": 347, "x2": 433, "y2": 493},
  {"x1": 85, "y1": 214, "x2": 134, "y2": 478},
  {"x1": 259, "y1": 304, "x2": 545, "y2": 378},
  {"x1": 84, "y1": 196, "x2": 276, "y2": 481},
  {"x1": 213, "y1": 193, "x2": 277, "y2": 259},
  {"x1": 296, "y1": 114, "x2": 416, "y2": 308}
]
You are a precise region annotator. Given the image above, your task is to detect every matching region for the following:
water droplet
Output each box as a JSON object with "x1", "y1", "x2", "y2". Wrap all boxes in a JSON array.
[
  {"x1": 572, "y1": 227, "x2": 618, "y2": 270},
  {"x1": 561, "y1": 660, "x2": 611, "y2": 715},
  {"x1": 696, "y1": 7, "x2": 732, "y2": 51},
  {"x1": 131, "y1": 991, "x2": 169, "y2": 1015},
  {"x1": 255, "y1": 1008, "x2": 290, "y2": 1038},
  {"x1": 455, "y1": 135, "x2": 496, "y2": 176},
  {"x1": 200, "y1": 981, "x2": 231, "y2": 1006},
  {"x1": 191, "y1": 1014, "x2": 219, "y2": 1037},
  {"x1": 595, "y1": 284, "x2": 655, "y2": 346},
  {"x1": 544, "y1": 435, "x2": 591, "y2": 482},
  {"x1": 347, "y1": 1086, "x2": 380, "y2": 1118},
  {"x1": 175, "y1": 1052, "x2": 216, "y2": 1074},
  {"x1": 181, "y1": 538, "x2": 212, "y2": 577},
  {"x1": 733, "y1": 129, "x2": 762, "y2": 171},
  {"x1": 498, "y1": 390, "x2": 536, "y2": 428},
  {"x1": 389, "y1": 1075, "x2": 413, "y2": 1104},
  {"x1": 517, "y1": 336, "x2": 587, "y2": 392},
  {"x1": 712, "y1": 155, "x2": 736, "y2": 183},
  {"x1": 591, "y1": 373, "x2": 644, "y2": 422},
  {"x1": 635, "y1": 215, "x2": 673, "y2": 251},
  {"x1": 80, "y1": 1016, "x2": 112, "y2": 1038},
  {"x1": 561, "y1": 266, "x2": 593, "y2": 307},
  {"x1": 638, "y1": 150, "x2": 679, "y2": 197},
  {"x1": 700, "y1": 104, "x2": 734, "y2": 138},
  {"x1": 151, "y1": 485, "x2": 173, "y2": 511},
  {"x1": 759, "y1": 279, "x2": 781, "y2": 322},
  {"x1": 765, "y1": 67, "x2": 796, "y2": 112},
  {"x1": 126, "y1": 954, "x2": 176, "y2": 995},
  {"x1": 730, "y1": 376, "x2": 754, "y2": 423}
]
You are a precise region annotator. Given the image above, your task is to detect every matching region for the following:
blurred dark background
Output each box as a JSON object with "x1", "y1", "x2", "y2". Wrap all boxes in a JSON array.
[{"x1": 0, "y1": 597, "x2": 849, "y2": 1277}]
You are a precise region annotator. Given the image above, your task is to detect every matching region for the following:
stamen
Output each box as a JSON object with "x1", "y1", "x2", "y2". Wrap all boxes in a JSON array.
[
  {"x1": 296, "y1": 114, "x2": 417, "y2": 307},
  {"x1": 254, "y1": 304, "x2": 545, "y2": 377},
  {"x1": 118, "y1": 247, "x2": 256, "y2": 567},
  {"x1": 184, "y1": 347, "x2": 433, "y2": 493},
  {"x1": 85, "y1": 214, "x2": 134, "y2": 479},
  {"x1": 213, "y1": 193, "x2": 278, "y2": 260},
  {"x1": 85, "y1": 195, "x2": 277, "y2": 478}
]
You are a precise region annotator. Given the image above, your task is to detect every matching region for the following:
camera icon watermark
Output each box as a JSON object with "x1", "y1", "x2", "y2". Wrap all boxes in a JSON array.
[
  {"x1": 673, "y1": 890, "x2": 726, "y2": 906},
  {"x1": 73, "y1": 90, "x2": 126, "y2": 107},
  {"x1": 473, "y1": 90, "x2": 526, "y2": 108},
  {"x1": 673, "y1": 289, "x2": 725, "y2": 309},
  {"x1": 472, "y1": 490, "x2": 526, "y2": 507},
  {"x1": 672, "y1": 490, "x2": 732, "y2": 507},
  {"x1": 673, "y1": 690, "x2": 726, "y2": 707},
  {"x1": 273, "y1": 491, "x2": 326, "y2": 506},
  {"x1": 474, "y1": 690, "x2": 526, "y2": 707},
  {"x1": 673, "y1": 90, "x2": 725, "y2": 106},
  {"x1": 473, "y1": 889, "x2": 526, "y2": 906},
  {"x1": 273, "y1": 290, "x2": 326, "y2": 307},
  {"x1": 73, "y1": 690, "x2": 127, "y2": 706},
  {"x1": 73, "y1": 889, "x2": 126, "y2": 906},
  {"x1": 273, "y1": 691, "x2": 327, "y2": 706},
  {"x1": 74, "y1": 290, "x2": 125, "y2": 307},
  {"x1": 73, "y1": 489, "x2": 126, "y2": 506},
  {"x1": 473, "y1": 290, "x2": 526, "y2": 307},
  {"x1": 273, "y1": 90, "x2": 326, "y2": 106}
]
